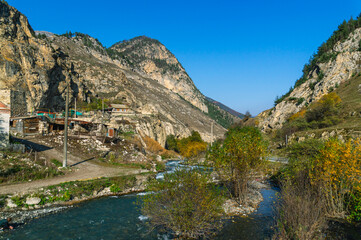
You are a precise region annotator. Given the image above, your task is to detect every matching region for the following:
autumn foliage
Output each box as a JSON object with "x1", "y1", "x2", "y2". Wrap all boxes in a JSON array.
[
  {"x1": 165, "y1": 131, "x2": 207, "y2": 158},
  {"x1": 310, "y1": 138, "x2": 361, "y2": 218},
  {"x1": 276, "y1": 137, "x2": 361, "y2": 239}
]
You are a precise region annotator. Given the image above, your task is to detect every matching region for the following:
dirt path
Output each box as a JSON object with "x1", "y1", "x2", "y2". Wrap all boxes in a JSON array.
[{"x1": 0, "y1": 138, "x2": 149, "y2": 195}]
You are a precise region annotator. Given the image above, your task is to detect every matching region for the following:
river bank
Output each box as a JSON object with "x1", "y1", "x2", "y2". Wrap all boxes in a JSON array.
[
  {"x1": 0, "y1": 173, "x2": 152, "y2": 226},
  {"x1": 0, "y1": 160, "x2": 270, "y2": 230}
]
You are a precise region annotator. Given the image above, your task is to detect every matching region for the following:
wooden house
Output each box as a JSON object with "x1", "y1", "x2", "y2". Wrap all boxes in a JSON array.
[{"x1": 109, "y1": 104, "x2": 132, "y2": 115}]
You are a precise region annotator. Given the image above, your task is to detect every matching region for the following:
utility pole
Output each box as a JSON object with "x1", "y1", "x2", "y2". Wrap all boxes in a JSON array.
[
  {"x1": 211, "y1": 121, "x2": 214, "y2": 147},
  {"x1": 63, "y1": 75, "x2": 70, "y2": 168},
  {"x1": 102, "y1": 98, "x2": 104, "y2": 113},
  {"x1": 74, "y1": 98, "x2": 77, "y2": 118}
]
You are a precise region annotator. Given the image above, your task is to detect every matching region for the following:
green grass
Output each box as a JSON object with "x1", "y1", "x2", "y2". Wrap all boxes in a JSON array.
[{"x1": 51, "y1": 159, "x2": 62, "y2": 167}]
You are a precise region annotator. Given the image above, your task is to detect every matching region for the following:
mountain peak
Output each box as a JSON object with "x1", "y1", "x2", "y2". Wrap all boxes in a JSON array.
[{"x1": 0, "y1": 0, "x2": 34, "y2": 41}]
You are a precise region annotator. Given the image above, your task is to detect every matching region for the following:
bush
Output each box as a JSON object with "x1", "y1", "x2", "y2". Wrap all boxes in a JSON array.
[
  {"x1": 275, "y1": 170, "x2": 326, "y2": 240},
  {"x1": 51, "y1": 159, "x2": 62, "y2": 167},
  {"x1": 287, "y1": 139, "x2": 323, "y2": 162},
  {"x1": 110, "y1": 184, "x2": 121, "y2": 193},
  {"x1": 140, "y1": 169, "x2": 224, "y2": 239},
  {"x1": 165, "y1": 131, "x2": 207, "y2": 158}
]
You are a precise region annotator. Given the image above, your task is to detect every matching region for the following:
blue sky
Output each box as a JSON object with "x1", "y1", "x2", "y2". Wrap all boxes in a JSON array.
[{"x1": 8, "y1": 0, "x2": 361, "y2": 115}]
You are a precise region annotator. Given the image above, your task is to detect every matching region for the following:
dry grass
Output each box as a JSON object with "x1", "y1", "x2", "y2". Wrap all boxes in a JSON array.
[
  {"x1": 143, "y1": 136, "x2": 178, "y2": 158},
  {"x1": 275, "y1": 170, "x2": 326, "y2": 240}
]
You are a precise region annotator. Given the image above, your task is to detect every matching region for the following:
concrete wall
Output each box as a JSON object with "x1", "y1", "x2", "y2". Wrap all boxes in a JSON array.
[{"x1": 0, "y1": 112, "x2": 10, "y2": 147}]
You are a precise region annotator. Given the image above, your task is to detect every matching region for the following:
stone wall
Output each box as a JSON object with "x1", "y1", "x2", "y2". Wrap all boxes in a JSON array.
[{"x1": 11, "y1": 90, "x2": 27, "y2": 117}]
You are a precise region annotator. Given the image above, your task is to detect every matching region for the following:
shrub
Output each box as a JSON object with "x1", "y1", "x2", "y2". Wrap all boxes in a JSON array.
[
  {"x1": 140, "y1": 169, "x2": 224, "y2": 239},
  {"x1": 110, "y1": 184, "x2": 121, "y2": 193},
  {"x1": 275, "y1": 170, "x2": 326, "y2": 240},
  {"x1": 296, "y1": 97, "x2": 305, "y2": 106},
  {"x1": 51, "y1": 159, "x2": 62, "y2": 167},
  {"x1": 165, "y1": 131, "x2": 207, "y2": 158}
]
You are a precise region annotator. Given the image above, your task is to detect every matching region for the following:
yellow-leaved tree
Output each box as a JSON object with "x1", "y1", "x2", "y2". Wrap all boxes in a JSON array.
[{"x1": 310, "y1": 138, "x2": 361, "y2": 217}]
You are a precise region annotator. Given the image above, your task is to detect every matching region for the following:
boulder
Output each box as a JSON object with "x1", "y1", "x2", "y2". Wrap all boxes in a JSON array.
[
  {"x1": 6, "y1": 199, "x2": 17, "y2": 208},
  {"x1": 26, "y1": 197, "x2": 41, "y2": 205}
]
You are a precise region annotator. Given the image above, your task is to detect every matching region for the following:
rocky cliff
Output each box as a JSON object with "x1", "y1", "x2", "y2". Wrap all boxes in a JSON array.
[
  {"x1": 257, "y1": 18, "x2": 361, "y2": 132},
  {"x1": 0, "y1": 1, "x2": 240, "y2": 146}
]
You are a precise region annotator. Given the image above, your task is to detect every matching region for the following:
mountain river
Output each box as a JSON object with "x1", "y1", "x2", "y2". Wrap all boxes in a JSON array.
[{"x1": 0, "y1": 161, "x2": 289, "y2": 239}]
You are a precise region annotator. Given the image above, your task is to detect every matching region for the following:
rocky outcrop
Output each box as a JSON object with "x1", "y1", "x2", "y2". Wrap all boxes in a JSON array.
[
  {"x1": 0, "y1": 2, "x2": 83, "y2": 112},
  {"x1": 109, "y1": 36, "x2": 208, "y2": 112},
  {"x1": 257, "y1": 28, "x2": 361, "y2": 131}
]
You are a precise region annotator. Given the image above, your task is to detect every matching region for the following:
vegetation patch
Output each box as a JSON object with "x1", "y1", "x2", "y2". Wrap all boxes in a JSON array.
[
  {"x1": 276, "y1": 92, "x2": 342, "y2": 139},
  {"x1": 165, "y1": 131, "x2": 207, "y2": 159},
  {"x1": 0, "y1": 150, "x2": 65, "y2": 184},
  {"x1": 204, "y1": 99, "x2": 235, "y2": 128},
  {"x1": 274, "y1": 137, "x2": 361, "y2": 239}
]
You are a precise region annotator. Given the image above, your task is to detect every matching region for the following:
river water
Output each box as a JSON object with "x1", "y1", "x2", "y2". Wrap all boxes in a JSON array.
[{"x1": 0, "y1": 161, "x2": 278, "y2": 240}]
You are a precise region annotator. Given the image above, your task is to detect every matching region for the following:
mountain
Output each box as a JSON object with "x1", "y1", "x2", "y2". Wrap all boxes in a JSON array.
[
  {"x1": 205, "y1": 97, "x2": 245, "y2": 119},
  {"x1": 0, "y1": 1, "x2": 241, "y2": 146},
  {"x1": 256, "y1": 16, "x2": 361, "y2": 135}
]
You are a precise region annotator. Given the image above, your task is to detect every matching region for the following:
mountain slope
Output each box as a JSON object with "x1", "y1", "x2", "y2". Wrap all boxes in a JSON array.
[
  {"x1": 257, "y1": 16, "x2": 361, "y2": 132},
  {"x1": 205, "y1": 97, "x2": 245, "y2": 119},
  {"x1": 0, "y1": 1, "x2": 241, "y2": 145}
]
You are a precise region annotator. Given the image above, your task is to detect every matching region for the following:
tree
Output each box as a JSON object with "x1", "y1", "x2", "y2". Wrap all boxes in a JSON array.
[
  {"x1": 140, "y1": 169, "x2": 224, "y2": 239},
  {"x1": 208, "y1": 126, "x2": 267, "y2": 203},
  {"x1": 165, "y1": 135, "x2": 177, "y2": 151}
]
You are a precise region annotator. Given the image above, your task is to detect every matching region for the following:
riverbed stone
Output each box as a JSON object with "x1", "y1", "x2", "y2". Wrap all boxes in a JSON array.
[
  {"x1": 26, "y1": 197, "x2": 41, "y2": 205},
  {"x1": 6, "y1": 199, "x2": 17, "y2": 208}
]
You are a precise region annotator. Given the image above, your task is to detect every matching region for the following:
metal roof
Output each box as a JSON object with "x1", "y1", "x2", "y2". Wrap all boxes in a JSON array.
[{"x1": 110, "y1": 104, "x2": 130, "y2": 109}]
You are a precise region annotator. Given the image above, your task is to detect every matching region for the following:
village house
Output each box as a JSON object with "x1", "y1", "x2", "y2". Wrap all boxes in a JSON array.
[
  {"x1": 108, "y1": 104, "x2": 133, "y2": 115},
  {"x1": 0, "y1": 101, "x2": 10, "y2": 148}
]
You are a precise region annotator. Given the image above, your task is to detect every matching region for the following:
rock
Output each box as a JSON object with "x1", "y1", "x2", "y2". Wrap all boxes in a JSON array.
[
  {"x1": 156, "y1": 155, "x2": 162, "y2": 162},
  {"x1": 26, "y1": 197, "x2": 41, "y2": 205},
  {"x1": 248, "y1": 180, "x2": 267, "y2": 190},
  {"x1": 6, "y1": 199, "x2": 17, "y2": 208}
]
